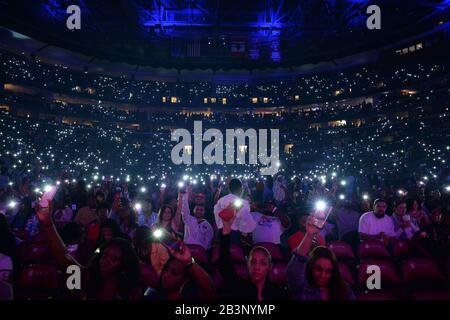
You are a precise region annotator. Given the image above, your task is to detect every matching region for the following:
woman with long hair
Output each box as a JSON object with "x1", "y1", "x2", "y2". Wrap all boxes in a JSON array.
[
  {"x1": 155, "y1": 204, "x2": 181, "y2": 233},
  {"x1": 35, "y1": 201, "x2": 141, "y2": 300},
  {"x1": 287, "y1": 216, "x2": 354, "y2": 300}
]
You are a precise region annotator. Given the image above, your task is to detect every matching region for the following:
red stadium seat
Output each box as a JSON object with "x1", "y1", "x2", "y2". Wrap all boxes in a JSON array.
[
  {"x1": 401, "y1": 258, "x2": 445, "y2": 284},
  {"x1": 339, "y1": 262, "x2": 355, "y2": 286},
  {"x1": 329, "y1": 241, "x2": 356, "y2": 260},
  {"x1": 139, "y1": 262, "x2": 158, "y2": 289},
  {"x1": 358, "y1": 259, "x2": 401, "y2": 288},
  {"x1": 358, "y1": 240, "x2": 390, "y2": 259},
  {"x1": 392, "y1": 239, "x2": 412, "y2": 259},
  {"x1": 17, "y1": 264, "x2": 58, "y2": 299},
  {"x1": 253, "y1": 242, "x2": 285, "y2": 262},
  {"x1": 211, "y1": 243, "x2": 246, "y2": 264},
  {"x1": 269, "y1": 262, "x2": 288, "y2": 287},
  {"x1": 233, "y1": 263, "x2": 250, "y2": 280},
  {"x1": 186, "y1": 244, "x2": 209, "y2": 266},
  {"x1": 12, "y1": 229, "x2": 29, "y2": 241},
  {"x1": 356, "y1": 290, "x2": 400, "y2": 300}
]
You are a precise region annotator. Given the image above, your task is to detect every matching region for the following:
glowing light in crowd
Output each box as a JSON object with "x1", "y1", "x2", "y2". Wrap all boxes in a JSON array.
[
  {"x1": 8, "y1": 200, "x2": 17, "y2": 208},
  {"x1": 134, "y1": 203, "x2": 142, "y2": 210},
  {"x1": 339, "y1": 194, "x2": 345, "y2": 200},
  {"x1": 140, "y1": 187, "x2": 147, "y2": 193},
  {"x1": 315, "y1": 200, "x2": 327, "y2": 211},
  {"x1": 178, "y1": 181, "x2": 184, "y2": 188},
  {"x1": 362, "y1": 193, "x2": 369, "y2": 200},
  {"x1": 153, "y1": 229, "x2": 163, "y2": 239}
]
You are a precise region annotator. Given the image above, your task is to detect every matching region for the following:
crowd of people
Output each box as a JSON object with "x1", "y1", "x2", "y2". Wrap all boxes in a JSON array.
[
  {"x1": 0, "y1": 48, "x2": 449, "y2": 301},
  {"x1": 1, "y1": 50, "x2": 448, "y2": 107}
]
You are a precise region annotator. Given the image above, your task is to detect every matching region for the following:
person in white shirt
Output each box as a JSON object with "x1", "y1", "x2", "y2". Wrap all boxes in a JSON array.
[
  {"x1": 180, "y1": 192, "x2": 214, "y2": 250},
  {"x1": 214, "y1": 179, "x2": 256, "y2": 234},
  {"x1": 358, "y1": 199, "x2": 397, "y2": 245},
  {"x1": 251, "y1": 200, "x2": 291, "y2": 244}
]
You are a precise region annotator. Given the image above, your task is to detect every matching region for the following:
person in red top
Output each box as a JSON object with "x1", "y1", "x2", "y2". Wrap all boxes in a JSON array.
[{"x1": 288, "y1": 215, "x2": 326, "y2": 253}]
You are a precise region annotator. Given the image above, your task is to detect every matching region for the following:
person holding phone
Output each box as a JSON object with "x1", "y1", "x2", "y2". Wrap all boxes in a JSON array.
[
  {"x1": 213, "y1": 178, "x2": 256, "y2": 236},
  {"x1": 392, "y1": 200, "x2": 419, "y2": 240},
  {"x1": 287, "y1": 216, "x2": 354, "y2": 300},
  {"x1": 218, "y1": 206, "x2": 287, "y2": 300},
  {"x1": 144, "y1": 242, "x2": 216, "y2": 300}
]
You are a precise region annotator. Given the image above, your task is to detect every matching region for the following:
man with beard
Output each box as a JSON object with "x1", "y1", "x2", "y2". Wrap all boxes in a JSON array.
[{"x1": 358, "y1": 199, "x2": 397, "y2": 246}]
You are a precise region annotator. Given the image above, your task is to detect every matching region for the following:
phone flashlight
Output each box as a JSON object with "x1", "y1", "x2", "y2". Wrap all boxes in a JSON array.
[
  {"x1": 178, "y1": 181, "x2": 184, "y2": 188},
  {"x1": 161, "y1": 183, "x2": 167, "y2": 189},
  {"x1": 153, "y1": 228, "x2": 163, "y2": 239},
  {"x1": 234, "y1": 199, "x2": 243, "y2": 208},
  {"x1": 134, "y1": 203, "x2": 142, "y2": 211},
  {"x1": 315, "y1": 200, "x2": 327, "y2": 211},
  {"x1": 362, "y1": 194, "x2": 369, "y2": 201},
  {"x1": 8, "y1": 200, "x2": 17, "y2": 209}
]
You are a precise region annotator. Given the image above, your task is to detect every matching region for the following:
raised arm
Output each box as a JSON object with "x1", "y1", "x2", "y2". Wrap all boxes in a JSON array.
[
  {"x1": 218, "y1": 205, "x2": 239, "y2": 281},
  {"x1": 167, "y1": 243, "x2": 216, "y2": 300},
  {"x1": 36, "y1": 202, "x2": 82, "y2": 269},
  {"x1": 287, "y1": 216, "x2": 321, "y2": 298}
]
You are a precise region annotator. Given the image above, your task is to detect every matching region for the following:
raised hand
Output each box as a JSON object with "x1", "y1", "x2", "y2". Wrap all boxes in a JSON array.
[{"x1": 167, "y1": 242, "x2": 192, "y2": 266}]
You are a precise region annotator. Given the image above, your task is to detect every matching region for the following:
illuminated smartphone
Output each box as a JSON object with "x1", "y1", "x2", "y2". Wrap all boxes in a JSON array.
[
  {"x1": 39, "y1": 186, "x2": 57, "y2": 208},
  {"x1": 311, "y1": 202, "x2": 333, "y2": 229}
]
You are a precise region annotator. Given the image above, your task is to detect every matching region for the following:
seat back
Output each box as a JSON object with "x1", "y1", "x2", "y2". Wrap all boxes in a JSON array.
[
  {"x1": 358, "y1": 259, "x2": 401, "y2": 288},
  {"x1": 392, "y1": 240, "x2": 412, "y2": 259},
  {"x1": 17, "y1": 264, "x2": 58, "y2": 290},
  {"x1": 211, "y1": 243, "x2": 246, "y2": 264},
  {"x1": 402, "y1": 258, "x2": 445, "y2": 285},
  {"x1": 358, "y1": 240, "x2": 390, "y2": 259},
  {"x1": 329, "y1": 241, "x2": 356, "y2": 260},
  {"x1": 253, "y1": 242, "x2": 285, "y2": 262},
  {"x1": 269, "y1": 262, "x2": 288, "y2": 287}
]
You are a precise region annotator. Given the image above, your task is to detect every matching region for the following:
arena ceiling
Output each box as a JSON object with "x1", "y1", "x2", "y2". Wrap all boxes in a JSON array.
[{"x1": 0, "y1": 0, "x2": 449, "y2": 70}]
